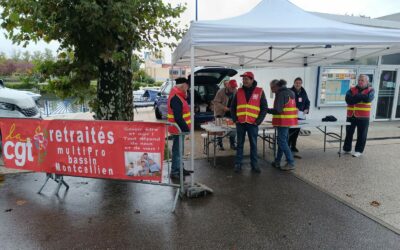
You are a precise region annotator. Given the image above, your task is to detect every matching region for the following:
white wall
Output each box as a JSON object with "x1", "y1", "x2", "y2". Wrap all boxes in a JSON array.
[{"x1": 232, "y1": 67, "x2": 347, "y2": 121}]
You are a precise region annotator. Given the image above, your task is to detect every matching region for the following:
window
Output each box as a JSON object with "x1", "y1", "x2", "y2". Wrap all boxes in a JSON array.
[
  {"x1": 381, "y1": 53, "x2": 400, "y2": 65},
  {"x1": 169, "y1": 69, "x2": 179, "y2": 76}
]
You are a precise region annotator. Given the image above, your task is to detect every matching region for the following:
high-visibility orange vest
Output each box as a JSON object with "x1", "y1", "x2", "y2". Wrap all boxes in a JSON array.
[
  {"x1": 272, "y1": 97, "x2": 298, "y2": 127},
  {"x1": 167, "y1": 86, "x2": 191, "y2": 134},
  {"x1": 236, "y1": 87, "x2": 262, "y2": 124},
  {"x1": 347, "y1": 87, "x2": 372, "y2": 118}
]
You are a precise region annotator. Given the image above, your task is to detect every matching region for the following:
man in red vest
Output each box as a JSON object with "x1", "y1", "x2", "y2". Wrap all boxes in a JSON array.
[
  {"x1": 267, "y1": 79, "x2": 298, "y2": 171},
  {"x1": 343, "y1": 74, "x2": 375, "y2": 157},
  {"x1": 167, "y1": 77, "x2": 193, "y2": 179},
  {"x1": 230, "y1": 72, "x2": 268, "y2": 173}
]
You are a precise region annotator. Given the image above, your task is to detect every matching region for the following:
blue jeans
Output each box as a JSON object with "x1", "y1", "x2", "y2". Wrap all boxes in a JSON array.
[
  {"x1": 276, "y1": 127, "x2": 295, "y2": 165},
  {"x1": 235, "y1": 123, "x2": 258, "y2": 168},
  {"x1": 171, "y1": 135, "x2": 184, "y2": 175}
]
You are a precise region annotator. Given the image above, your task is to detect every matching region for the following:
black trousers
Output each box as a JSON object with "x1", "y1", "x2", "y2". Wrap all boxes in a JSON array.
[
  {"x1": 343, "y1": 117, "x2": 370, "y2": 153},
  {"x1": 288, "y1": 128, "x2": 301, "y2": 149}
]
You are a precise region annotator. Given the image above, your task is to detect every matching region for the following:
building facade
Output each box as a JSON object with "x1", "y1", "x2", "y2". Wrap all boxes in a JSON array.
[{"x1": 144, "y1": 51, "x2": 189, "y2": 82}]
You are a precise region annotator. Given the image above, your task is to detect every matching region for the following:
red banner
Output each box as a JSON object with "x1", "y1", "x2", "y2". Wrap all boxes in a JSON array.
[{"x1": 0, "y1": 119, "x2": 166, "y2": 182}]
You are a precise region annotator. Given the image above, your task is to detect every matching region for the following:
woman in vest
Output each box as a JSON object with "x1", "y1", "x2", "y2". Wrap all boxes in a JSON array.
[
  {"x1": 267, "y1": 79, "x2": 298, "y2": 171},
  {"x1": 343, "y1": 74, "x2": 375, "y2": 157}
]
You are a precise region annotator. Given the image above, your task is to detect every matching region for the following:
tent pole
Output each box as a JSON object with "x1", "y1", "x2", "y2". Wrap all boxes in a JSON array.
[
  {"x1": 190, "y1": 46, "x2": 195, "y2": 186},
  {"x1": 195, "y1": 0, "x2": 198, "y2": 21}
]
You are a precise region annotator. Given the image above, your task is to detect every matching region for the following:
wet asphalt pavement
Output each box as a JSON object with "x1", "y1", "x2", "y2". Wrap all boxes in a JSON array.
[{"x1": 1, "y1": 156, "x2": 400, "y2": 249}]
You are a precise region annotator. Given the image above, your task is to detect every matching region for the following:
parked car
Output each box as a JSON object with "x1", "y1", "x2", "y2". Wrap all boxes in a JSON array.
[
  {"x1": 154, "y1": 80, "x2": 174, "y2": 119},
  {"x1": 0, "y1": 79, "x2": 41, "y2": 118},
  {"x1": 154, "y1": 67, "x2": 238, "y2": 124},
  {"x1": 133, "y1": 88, "x2": 160, "y2": 108},
  {"x1": 142, "y1": 88, "x2": 160, "y2": 102}
]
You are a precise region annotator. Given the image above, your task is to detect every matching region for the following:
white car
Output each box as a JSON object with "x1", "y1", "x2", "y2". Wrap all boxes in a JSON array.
[{"x1": 0, "y1": 80, "x2": 41, "y2": 118}]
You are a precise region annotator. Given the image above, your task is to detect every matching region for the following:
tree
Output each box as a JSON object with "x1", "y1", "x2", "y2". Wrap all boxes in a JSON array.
[
  {"x1": 10, "y1": 50, "x2": 21, "y2": 61},
  {"x1": 0, "y1": 52, "x2": 6, "y2": 63},
  {"x1": 133, "y1": 69, "x2": 154, "y2": 85},
  {"x1": 31, "y1": 51, "x2": 45, "y2": 63},
  {"x1": 22, "y1": 51, "x2": 31, "y2": 62},
  {"x1": 131, "y1": 54, "x2": 142, "y2": 73},
  {"x1": 0, "y1": 60, "x2": 16, "y2": 76},
  {"x1": 0, "y1": 0, "x2": 185, "y2": 120},
  {"x1": 43, "y1": 48, "x2": 55, "y2": 62}
]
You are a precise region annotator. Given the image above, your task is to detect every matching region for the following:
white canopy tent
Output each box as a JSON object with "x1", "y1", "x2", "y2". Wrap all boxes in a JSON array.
[
  {"x1": 173, "y1": 0, "x2": 400, "y2": 68},
  {"x1": 171, "y1": 0, "x2": 400, "y2": 181}
]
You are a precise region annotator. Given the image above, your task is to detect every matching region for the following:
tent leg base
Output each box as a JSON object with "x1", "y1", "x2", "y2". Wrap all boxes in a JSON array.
[{"x1": 184, "y1": 182, "x2": 213, "y2": 198}]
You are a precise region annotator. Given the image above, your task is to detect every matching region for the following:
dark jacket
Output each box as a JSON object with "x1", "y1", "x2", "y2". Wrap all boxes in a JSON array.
[
  {"x1": 345, "y1": 85, "x2": 375, "y2": 120},
  {"x1": 230, "y1": 80, "x2": 268, "y2": 125},
  {"x1": 170, "y1": 95, "x2": 190, "y2": 132},
  {"x1": 290, "y1": 86, "x2": 310, "y2": 112},
  {"x1": 267, "y1": 87, "x2": 295, "y2": 115},
  {"x1": 345, "y1": 86, "x2": 375, "y2": 105}
]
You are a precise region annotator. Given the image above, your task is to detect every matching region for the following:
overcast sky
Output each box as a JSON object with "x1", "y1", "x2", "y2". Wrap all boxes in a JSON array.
[{"x1": 1, "y1": 0, "x2": 399, "y2": 62}]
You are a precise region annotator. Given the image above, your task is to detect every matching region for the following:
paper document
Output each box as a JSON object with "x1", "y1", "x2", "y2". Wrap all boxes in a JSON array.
[{"x1": 298, "y1": 111, "x2": 306, "y2": 120}]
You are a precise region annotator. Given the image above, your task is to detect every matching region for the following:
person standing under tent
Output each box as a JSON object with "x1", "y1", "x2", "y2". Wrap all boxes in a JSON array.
[
  {"x1": 213, "y1": 79, "x2": 238, "y2": 150},
  {"x1": 267, "y1": 79, "x2": 298, "y2": 171},
  {"x1": 231, "y1": 72, "x2": 268, "y2": 173},
  {"x1": 167, "y1": 77, "x2": 194, "y2": 179},
  {"x1": 288, "y1": 77, "x2": 310, "y2": 153},
  {"x1": 343, "y1": 74, "x2": 375, "y2": 157}
]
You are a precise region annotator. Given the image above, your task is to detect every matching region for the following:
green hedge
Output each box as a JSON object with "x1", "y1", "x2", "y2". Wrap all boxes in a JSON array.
[{"x1": 5, "y1": 82, "x2": 38, "y2": 90}]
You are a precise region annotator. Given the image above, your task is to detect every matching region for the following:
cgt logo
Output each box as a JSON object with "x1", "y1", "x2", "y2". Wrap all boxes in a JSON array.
[
  {"x1": 2, "y1": 123, "x2": 35, "y2": 167},
  {"x1": 3, "y1": 138, "x2": 34, "y2": 167}
]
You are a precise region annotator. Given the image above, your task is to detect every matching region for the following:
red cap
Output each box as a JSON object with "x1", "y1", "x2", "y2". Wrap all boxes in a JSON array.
[
  {"x1": 228, "y1": 79, "x2": 238, "y2": 88},
  {"x1": 240, "y1": 71, "x2": 254, "y2": 79}
]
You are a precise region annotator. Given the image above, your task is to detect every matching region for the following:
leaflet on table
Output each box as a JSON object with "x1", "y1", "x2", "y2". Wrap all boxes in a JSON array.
[{"x1": 298, "y1": 111, "x2": 306, "y2": 120}]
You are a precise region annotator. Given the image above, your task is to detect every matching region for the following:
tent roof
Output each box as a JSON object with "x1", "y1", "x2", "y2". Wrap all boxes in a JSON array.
[
  {"x1": 172, "y1": 0, "x2": 400, "y2": 67},
  {"x1": 312, "y1": 12, "x2": 400, "y2": 29}
]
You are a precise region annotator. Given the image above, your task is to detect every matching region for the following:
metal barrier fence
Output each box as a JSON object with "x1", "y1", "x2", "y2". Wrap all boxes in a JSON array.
[
  {"x1": 38, "y1": 98, "x2": 155, "y2": 116},
  {"x1": 38, "y1": 98, "x2": 90, "y2": 117}
]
